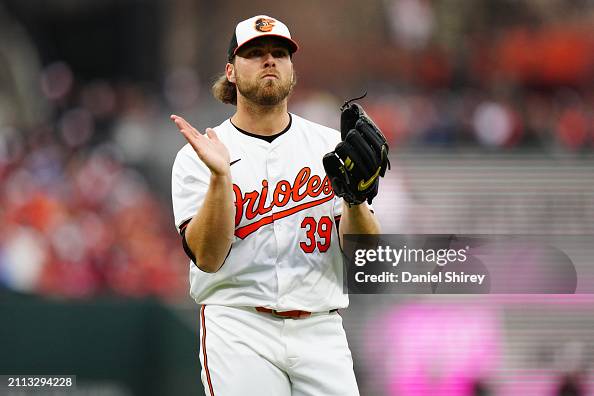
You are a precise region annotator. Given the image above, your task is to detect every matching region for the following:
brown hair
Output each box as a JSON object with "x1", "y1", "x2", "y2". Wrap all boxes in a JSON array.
[{"x1": 211, "y1": 73, "x2": 238, "y2": 105}]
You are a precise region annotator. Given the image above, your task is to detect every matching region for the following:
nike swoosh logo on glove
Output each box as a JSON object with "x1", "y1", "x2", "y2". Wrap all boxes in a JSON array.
[
  {"x1": 358, "y1": 166, "x2": 381, "y2": 191},
  {"x1": 230, "y1": 159, "x2": 241, "y2": 166}
]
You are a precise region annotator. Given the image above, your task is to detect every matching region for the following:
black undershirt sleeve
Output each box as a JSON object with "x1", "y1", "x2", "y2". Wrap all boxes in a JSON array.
[
  {"x1": 178, "y1": 218, "x2": 232, "y2": 271},
  {"x1": 179, "y1": 219, "x2": 197, "y2": 265}
]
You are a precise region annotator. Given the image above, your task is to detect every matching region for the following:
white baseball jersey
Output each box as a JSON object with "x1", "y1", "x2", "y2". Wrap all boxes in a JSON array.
[{"x1": 171, "y1": 113, "x2": 349, "y2": 312}]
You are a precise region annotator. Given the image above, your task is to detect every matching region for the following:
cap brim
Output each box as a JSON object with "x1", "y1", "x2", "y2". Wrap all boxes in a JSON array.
[{"x1": 233, "y1": 34, "x2": 299, "y2": 57}]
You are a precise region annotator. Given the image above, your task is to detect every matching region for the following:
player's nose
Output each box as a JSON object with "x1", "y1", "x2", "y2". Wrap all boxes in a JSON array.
[{"x1": 262, "y1": 52, "x2": 276, "y2": 67}]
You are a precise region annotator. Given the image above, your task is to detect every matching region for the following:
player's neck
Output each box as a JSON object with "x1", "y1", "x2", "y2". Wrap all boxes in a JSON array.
[{"x1": 232, "y1": 99, "x2": 290, "y2": 136}]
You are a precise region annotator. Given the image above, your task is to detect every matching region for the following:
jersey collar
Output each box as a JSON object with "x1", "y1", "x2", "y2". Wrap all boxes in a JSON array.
[{"x1": 230, "y1": 113, "x2": 292, "y2": 144}]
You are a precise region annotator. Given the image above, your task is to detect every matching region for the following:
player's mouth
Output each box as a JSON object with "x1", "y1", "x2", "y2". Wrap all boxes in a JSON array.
[{"x1": 261, "y1": 73, "x2": 278, "y2": 79}]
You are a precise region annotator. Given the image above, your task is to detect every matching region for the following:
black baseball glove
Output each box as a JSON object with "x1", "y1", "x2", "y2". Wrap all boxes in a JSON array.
[{"x1": 323, "y1": 95, "x2": 390, "y2": 205}]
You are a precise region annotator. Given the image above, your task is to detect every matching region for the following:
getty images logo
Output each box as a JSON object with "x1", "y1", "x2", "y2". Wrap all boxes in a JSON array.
[{"x1": 354, "y1": 245, "x2": 470, "y2": 267}]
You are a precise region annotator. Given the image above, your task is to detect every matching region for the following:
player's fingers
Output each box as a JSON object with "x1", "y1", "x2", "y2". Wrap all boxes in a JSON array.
[
  {"x1": 171, "y1": 115, "x2": 190, "y2": 133},
  {"x1": 323, "y1": 151, "x2": 349, "y2": 196},
  {"x1": 170, "y1": 114, "x2": 187, "y2": 125},
  {"x1": 205, "y1": 128, "x2": 219, "y2": 141},
  {"x1": 170, "y1": 114, "x2": 184, "y2": 126},
  {"x1": 355, "y1": 119, "x2": 385, "y2": 157},
  {"x1": 344, "y1": 129, "x2": 378, "y2": 169},
  {"x1": 335, "y1": 139, "x2": 374, "y2": 181},
  {"x1": 171, "y1": 114, "x2": 201, "y2": 135},
  {"x1": 178, "y1": 127, "x2": 205, "y2": 149},
  {"x1": 180, "y1": 118, "x2": 196, "y2": 132},
  {"x1": 183, "y1": 133, "x2": 206, "y2": 156}
]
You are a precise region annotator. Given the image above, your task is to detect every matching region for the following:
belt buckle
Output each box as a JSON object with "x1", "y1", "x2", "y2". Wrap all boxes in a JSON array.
[
  {"x1": 270, "y1": 310, "x2": 286, "y2": 319},
  {"x1": 271, "y1": 309, "x2": 311, "y2": 319}
]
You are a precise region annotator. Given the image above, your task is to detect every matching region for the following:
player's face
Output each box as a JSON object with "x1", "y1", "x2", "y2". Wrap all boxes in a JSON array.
[{"x1": 232, "y1": 38, "x2": 294, "y2": 106}]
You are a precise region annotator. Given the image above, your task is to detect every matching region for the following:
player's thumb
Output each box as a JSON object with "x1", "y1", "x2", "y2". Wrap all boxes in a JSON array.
[{"x1": 205, "y1": 128, "x2": 219, "y2": 141}]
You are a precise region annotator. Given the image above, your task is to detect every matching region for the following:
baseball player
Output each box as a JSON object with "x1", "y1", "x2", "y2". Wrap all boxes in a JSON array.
[{"x1": 170, "y1": 15, "x2": 389, "y2": 396}]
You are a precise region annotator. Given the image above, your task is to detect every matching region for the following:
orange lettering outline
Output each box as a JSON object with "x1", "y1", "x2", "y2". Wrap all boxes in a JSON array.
[{"x1": 235, "y1": 194, "x2": 334, "y2": 239}]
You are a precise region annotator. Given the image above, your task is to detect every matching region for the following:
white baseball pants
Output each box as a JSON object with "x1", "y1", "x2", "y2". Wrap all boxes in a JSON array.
[{"x1": 198, "y1": 305, "x2": 360, "y2": 396}]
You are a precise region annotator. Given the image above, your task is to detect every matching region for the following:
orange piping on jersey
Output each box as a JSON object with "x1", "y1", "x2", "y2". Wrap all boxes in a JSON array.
[
  {"x1": 234, "y1": 193, "x2": 334, "y2": 239},
  {"x1": 200, "y1": 305, "x2": 215, "y2": 396}
]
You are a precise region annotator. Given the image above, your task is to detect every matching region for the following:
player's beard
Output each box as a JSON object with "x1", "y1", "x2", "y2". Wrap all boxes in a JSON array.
[{"x1": 236, "y1": 71, "x2": 295, "y2": 106}]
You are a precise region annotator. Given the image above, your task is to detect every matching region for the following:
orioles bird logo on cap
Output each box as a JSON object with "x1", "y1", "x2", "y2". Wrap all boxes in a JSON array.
[{"x1": 255, "y1": 17, "x2": 276, "y2": 32}]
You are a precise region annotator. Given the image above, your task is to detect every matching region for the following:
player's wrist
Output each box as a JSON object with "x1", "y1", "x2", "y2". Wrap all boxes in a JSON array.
[
  {"x1": 210, "y1": 165, "x2": 232, "y2": 178},
  {"x1": 210, "y1": 171, "x2": 231, "y2": 182},
  {"x1": 342, "y1": 199, "x2": 364, "y2": 209}
]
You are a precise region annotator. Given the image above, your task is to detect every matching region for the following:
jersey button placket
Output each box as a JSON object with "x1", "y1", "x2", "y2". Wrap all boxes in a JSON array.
[{"x1": 267, "y1": 147, "x2": 286, "y2": 304}]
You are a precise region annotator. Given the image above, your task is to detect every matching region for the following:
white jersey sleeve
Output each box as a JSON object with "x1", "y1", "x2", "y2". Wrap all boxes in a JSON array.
[
  {"x1": 171, "y1": 144, "x2": 211, "y2": 233},
  {"x1": 332, "y1": 194, "x2": 343, "y2": 219}
]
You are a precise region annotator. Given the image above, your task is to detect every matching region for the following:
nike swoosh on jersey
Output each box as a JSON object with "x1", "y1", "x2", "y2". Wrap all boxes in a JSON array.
[{"x1": 230, "y1": 159, "x2": 241, "y2": 166}]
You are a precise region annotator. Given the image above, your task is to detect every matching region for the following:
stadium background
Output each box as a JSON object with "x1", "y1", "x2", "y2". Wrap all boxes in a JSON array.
[{"x1": 0, "y1": 0, "x2": 593, "y2": 395}]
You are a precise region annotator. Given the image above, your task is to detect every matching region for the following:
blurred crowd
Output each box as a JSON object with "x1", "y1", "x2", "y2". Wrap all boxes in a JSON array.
[
  {"x1": 0, "y1": 71, "x2": 188, "y2": 300},
  {"x1": 295, "y1": 85, "x2": 594, "y2": 152},
  {"x1": 292, "y1": 0, "x2": 594, "y2": 151}
]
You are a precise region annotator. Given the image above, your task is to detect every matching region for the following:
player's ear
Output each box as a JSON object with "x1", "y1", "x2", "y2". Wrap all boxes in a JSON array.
[{"x1": 226, "y1": 63, "x2": 236, "y2": 84}]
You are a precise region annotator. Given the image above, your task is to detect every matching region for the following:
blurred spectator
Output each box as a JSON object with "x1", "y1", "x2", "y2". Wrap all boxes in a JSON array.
[
  {"x1": 472, "y1": 100, "x2": 522, "y2": 148},
  {"x1": 471, "y1": 380, "x2": 492, "y2": 396},
  {"x1": 556, "y1": 373, "x2": 584, "y2": 396},
  {"x1": 387, "y1": 0, "x2": 435, "y2": 50}
]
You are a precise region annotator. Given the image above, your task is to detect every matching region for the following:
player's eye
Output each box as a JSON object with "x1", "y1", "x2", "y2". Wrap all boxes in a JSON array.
[
  {"x1": 272, "y1": 49, "x2": 289, "y2": 58},
  {"x1": 242, "y1": 48, "x2": 260, "y2": 58}
]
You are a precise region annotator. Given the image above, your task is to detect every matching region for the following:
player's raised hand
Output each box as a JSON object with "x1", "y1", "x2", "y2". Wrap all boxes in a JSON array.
[{"x1": 170, "y1": 115, "x2": 231, "y2": 176}]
